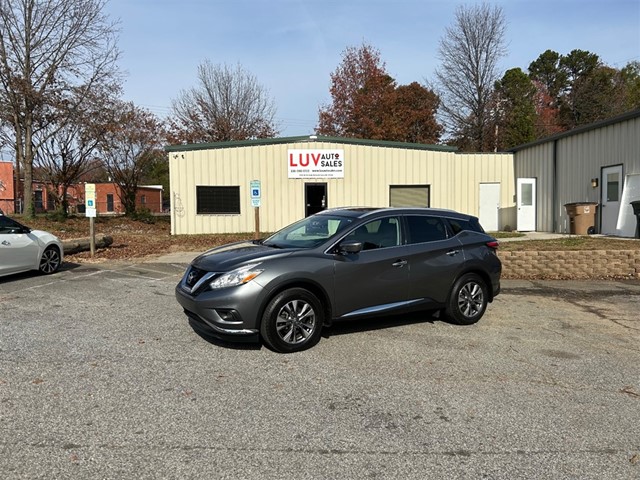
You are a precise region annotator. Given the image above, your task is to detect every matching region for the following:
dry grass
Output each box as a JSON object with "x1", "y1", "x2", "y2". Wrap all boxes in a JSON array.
[{"x1": 498, "y1": 236, "x2": 640, "y2": 251}]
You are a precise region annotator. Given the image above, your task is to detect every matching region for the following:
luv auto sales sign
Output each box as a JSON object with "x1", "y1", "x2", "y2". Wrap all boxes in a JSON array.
[{"x1": 287, "y1": 149, "x2": 344, "y2": 179}]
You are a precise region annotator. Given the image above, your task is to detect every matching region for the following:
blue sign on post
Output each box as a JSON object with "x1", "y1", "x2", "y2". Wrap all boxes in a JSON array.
[{"x1": 250, "y1": 180, "x2": 261, "y2": 207}]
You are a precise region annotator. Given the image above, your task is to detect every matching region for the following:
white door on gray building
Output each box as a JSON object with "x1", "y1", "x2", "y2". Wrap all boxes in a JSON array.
[
  {"x1": 479, "y1": 183, "x2": 500, "y2": 231},
  {"x1": 517, "y1": 178, "x2": 536, "y2": 231},
  {"x1": 601, "y1": 165, "x2": 623, "y2": 235}
]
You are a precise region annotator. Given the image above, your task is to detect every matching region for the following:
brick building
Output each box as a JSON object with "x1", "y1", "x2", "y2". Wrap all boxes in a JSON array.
[
  {"x1": 0, "y1": 162, "x2": 15, "y2": 213},
  {"x1": 0, "y1": 161, "x2": 163, "y2": 214}
]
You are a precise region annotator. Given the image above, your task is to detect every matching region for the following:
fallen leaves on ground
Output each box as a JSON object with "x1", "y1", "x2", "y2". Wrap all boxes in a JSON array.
[{"x1": 19, "y1": 214, "x2": 255, "y2": 262}]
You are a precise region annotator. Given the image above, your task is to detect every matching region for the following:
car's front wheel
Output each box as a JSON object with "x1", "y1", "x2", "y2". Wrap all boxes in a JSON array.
[
  {"x1": 39, "y1": 246, "x2": 62, "y2": 274},
  {"x1": 444, "y1": 273, "x2": 488, "y2": 325},
  {"x1": 260, "y1": 288, "x2": 324, "y2": 353}
]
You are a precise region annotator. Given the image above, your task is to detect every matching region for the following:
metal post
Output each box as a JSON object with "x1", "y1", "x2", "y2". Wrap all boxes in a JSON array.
[
  {"x1": 90, "y1": 216, "x2": 95, "y2": 256},
  {"x1": 254, "y1": 207, "x2": 260, "y2": 240}
]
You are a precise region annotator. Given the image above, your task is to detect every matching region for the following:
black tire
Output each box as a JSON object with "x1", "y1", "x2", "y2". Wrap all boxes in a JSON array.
[
  {"x1": 444, "y1": 273, "x2": 488, "y2": 325},
  {"x1": 260, "y1": 288, "x2": 324, "y2": 353},
  {"x1": 39, "y1": 246, "x2": 62, "y2": 275}
]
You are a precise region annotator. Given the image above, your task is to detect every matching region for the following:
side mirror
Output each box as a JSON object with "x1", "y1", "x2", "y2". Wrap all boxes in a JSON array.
[{"x1": 337, "y1": 240, "x2": 363, "y2": 255}]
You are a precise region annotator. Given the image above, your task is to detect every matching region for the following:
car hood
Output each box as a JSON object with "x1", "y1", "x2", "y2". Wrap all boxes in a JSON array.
[
  {"x1": 192, "y1": 240, "x2": 298, "y2": 271},
  {"x1": 29, "y1": 229, "x2": 61, "y2": 245}
]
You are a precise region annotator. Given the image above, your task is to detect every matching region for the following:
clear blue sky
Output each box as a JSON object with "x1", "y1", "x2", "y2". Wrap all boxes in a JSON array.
[{"x1": 105, "y1": 0, "x2": 640, "y2": 137}]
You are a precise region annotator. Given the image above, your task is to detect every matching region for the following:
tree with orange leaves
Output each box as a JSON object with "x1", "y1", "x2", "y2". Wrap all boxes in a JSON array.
[{"x1": 318, "y1": 42, "x2": 442, "y2": 144}]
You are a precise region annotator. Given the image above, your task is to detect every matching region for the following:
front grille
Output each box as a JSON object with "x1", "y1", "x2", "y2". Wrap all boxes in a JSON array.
[
  {"x1": 185, "y1": 266, "x2": 207, "y2": 289},
  {"x1": 181, "y1": 267, "x2": 219, "y2": 295}
]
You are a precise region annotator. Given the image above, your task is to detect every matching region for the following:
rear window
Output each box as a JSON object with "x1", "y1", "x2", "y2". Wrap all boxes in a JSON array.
[
  {"x1": 447, "y1": 217, "x2": 485, "y2": 235},
  {"x1": 406, "y1": 216, "x2": 448, "y2": 243}
]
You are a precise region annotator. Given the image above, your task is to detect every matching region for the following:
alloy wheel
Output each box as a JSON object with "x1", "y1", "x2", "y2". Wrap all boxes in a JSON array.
[
  {"x1": 40, "y1": 248, "x2": 61, "y2": 274},
  {"x1": 457, "y1": 281, "x2": 484, "y2": 319},
  {"x1": 275, "y1": 299, "x2": 316, "y2": 345}
]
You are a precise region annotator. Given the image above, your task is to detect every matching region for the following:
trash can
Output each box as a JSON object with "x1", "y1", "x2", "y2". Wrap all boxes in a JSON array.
[
  {"x1": 631, "y1": 200, "x2": 640, "y2": 238},
  {"x1": 564, "y1": 202, "x2": 598, "y2": 235}
]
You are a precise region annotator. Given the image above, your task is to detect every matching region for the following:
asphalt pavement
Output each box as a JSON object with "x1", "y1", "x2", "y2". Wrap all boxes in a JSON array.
[{"x1": 1, "y1": 260, "x2": 639, "y2": 479}]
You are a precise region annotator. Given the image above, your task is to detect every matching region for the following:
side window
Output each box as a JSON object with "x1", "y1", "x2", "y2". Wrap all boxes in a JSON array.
[
  {"x1": 0, "y1": 216, "x2": 18, "y2": 234},
  {"x1": 346, "y1": 216, "x2": 401, "y2": 250},
  {"x1": 448, "y1": 217, "x2": 484, "y2": 235},
  {"x1": 106, "y1": 193, "x2": 115, "y2": 212},
  {"x1": 406, "y1": 216, "x2": 448, "y2": 244}
]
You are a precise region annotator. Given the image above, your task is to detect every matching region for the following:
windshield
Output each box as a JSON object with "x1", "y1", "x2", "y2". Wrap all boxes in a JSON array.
[{"x1": 262, "y1": 214, "x2": 354, "y2": 249}]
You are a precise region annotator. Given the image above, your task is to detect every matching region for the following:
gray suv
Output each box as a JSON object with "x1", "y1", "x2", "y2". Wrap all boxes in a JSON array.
[{"x1": 175, "y1": 207, "x2": 501, "y2": 353}]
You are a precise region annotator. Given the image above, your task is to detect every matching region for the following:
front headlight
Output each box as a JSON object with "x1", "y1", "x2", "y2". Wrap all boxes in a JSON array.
[{"x1": 210, "y1": 263, "x2": 264, "y2": 290}]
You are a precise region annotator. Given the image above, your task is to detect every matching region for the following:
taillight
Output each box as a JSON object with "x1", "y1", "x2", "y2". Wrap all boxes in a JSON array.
[{"x1": 486, "y1": 240, "x2": 499, "y2": 250}]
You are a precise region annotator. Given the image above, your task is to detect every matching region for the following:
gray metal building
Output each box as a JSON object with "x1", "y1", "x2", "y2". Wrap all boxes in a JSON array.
[{"x1": 512, "y1": 109, "x2": 640, "y2": 237}]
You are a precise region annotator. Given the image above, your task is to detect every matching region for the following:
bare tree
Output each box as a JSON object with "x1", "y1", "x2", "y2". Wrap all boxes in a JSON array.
[
  {"x1": 100, "y1": 102, "x2": 165, "y2": 216},
  {"x1": 434, "y1": 3, "x2": 507, "y2": 151},
  {"x1": 0, "y1": 0, "x2": 120, "y2": 216},
  {"x1": 169, "y1": 61, "x2": 278, "y2": 144},
  {"x1": 35, "y1": 87, "x2": 115, "y2": 215}
]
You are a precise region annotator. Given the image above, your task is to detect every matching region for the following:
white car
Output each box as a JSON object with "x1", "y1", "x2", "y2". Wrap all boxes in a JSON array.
[{"x1": 0, "y1": 214, "x2": 64, "y2": 278}]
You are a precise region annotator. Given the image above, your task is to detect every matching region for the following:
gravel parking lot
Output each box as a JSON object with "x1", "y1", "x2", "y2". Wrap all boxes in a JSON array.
[{"x1": 1, "y1": 261, "x2": 639, "y2": 479}]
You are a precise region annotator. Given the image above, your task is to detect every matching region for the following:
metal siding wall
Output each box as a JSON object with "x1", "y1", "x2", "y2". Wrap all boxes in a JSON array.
[
  {"x1": 454, "y1": 153, "x2": 516, "y2": 225},
  {"x1": 170, "y1": 142, "x2": 516, "y2": 234},
  {"x1": 513, "y1": 116, "x2": 640, "y2": 233},
  {"x1": 514, "y1": 143, "x2": 555, "y2": 232},
  {"x1": 555, "y1": 118, "x2": 640, "y2": 233},
  {"x1": 556, "y1": 132, "x2": 597, "y2": 233}
]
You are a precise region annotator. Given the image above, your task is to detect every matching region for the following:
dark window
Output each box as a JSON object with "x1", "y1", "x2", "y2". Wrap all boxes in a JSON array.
[
  {"x1": 345, "y1": 216, "x2": 401, "y2": 250},
  {"x1": 34, "y1": 190, "x2": 44, "y2": 212},
  {"x1": 0, "y1": 216, "x2": 22, "y2": 234},
  {"x1": 447, "y1": 217, "x2": 484, "y2": 235},
  {"x1": 197, "y1": 186, "x2": 240, "y2": 214},
  {"x1": 106, "y1": 194, "x2": 114, "y2": 212},
  {"x1": 406, "y1": 216, "x2": 448, "y2": 244}
]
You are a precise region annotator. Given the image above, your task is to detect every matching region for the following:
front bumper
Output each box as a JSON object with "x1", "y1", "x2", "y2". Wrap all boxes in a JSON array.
[{"x1": 174, "y1": 279, "x2": 265, "y2": 343}]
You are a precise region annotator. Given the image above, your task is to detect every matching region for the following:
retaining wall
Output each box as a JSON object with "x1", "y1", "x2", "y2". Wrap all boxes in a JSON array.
[{"x1": 498, "y1": 250, "x2": 640, "y2": 279}]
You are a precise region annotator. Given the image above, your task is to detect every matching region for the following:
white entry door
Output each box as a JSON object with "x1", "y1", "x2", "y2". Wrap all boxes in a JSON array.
[
  {"x1": 479, "y1": 183, "x2": 500, "y2": 231},
  {"x1": 517, "y1": 178, "x2": 536, "y2": 231},
  {"x1": 601, "y1": 165, "x2": 623, "y2": 235}
]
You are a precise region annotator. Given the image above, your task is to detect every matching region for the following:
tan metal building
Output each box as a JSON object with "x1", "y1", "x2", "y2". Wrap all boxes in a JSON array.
[
  {"x1": 512, "y1": 109, "x2": 640, "y2": 236},
  {"x1": 167, "y1": 136, "x2": 516, "y2": 235}
]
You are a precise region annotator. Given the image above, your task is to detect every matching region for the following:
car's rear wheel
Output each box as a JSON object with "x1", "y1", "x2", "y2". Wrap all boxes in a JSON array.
[
  {"x1": 444, "y1": 273, "x2": 488, "y2": 325},
  {"x1": 260, "y1": 288, "x2": 323, "y2": 353},
  {"x1": 39, "y1": 246, "x2": 61, "y2": 274}
]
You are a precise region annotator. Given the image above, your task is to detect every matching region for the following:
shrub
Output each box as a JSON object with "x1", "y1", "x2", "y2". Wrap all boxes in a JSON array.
[
  {"x1": 45, "y1": 209, "x2": 68, "y2": 223},
  {"x1": 130, "y1": 208, "x2": 156, "y2": 224}
]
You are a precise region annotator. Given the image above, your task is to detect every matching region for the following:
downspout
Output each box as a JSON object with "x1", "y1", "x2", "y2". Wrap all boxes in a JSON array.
[
  {"x1": 552, "y1": 139, "x2": 558, "y2": 233},
  {"x1": 169, "y1": 153, "x2": 175, "y2": 236}
]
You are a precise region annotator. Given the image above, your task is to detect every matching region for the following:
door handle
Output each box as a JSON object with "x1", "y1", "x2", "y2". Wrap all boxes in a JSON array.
[
  {"x1": 446, "y1": 250, "x2": 460, "y2": 256},
  {"x1": 392, "y1": 260, "x2": 407, "y2": 268},
  {"x1": 1, "y1": 240, "x2": 9, "y2": 246}
]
